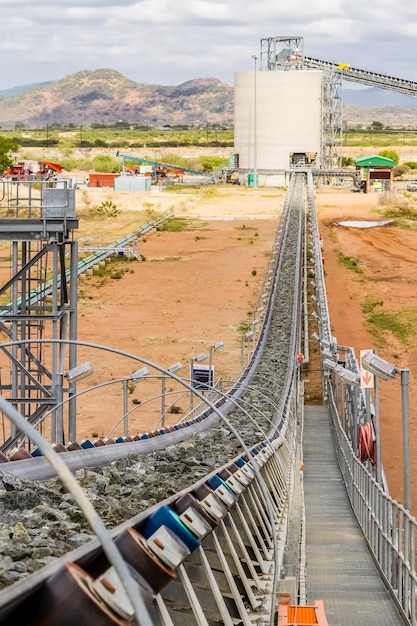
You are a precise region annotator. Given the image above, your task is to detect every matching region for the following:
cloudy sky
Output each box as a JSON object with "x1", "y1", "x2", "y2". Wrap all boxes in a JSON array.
[{"x1": 1, "y1": 0, "x2": 417, "y2": 90}]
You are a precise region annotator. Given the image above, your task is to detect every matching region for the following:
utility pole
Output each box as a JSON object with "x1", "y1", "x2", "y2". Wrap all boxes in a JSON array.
[{"x1": 252, "y1": 55, "x2": 258, "y2": 188}]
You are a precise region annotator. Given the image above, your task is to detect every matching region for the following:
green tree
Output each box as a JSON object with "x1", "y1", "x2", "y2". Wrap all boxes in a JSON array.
[
  {"x1": 369, "y1": 120, "x2": 384, "y2": 130},
  {"x1": 199, "y1": 156, "x2": 229, "y2": 172},
  {"x1": 378, "y1": 149, "x2": 400, "y2": 164},
  {"x1": 342, "y1": 156, "x2": 355, "y2": 167},
  {"x1": 0, "y1": 136, "x2": 17, "y2": 173}
]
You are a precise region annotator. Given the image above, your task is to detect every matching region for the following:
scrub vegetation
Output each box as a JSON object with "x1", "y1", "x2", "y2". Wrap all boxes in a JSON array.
[
  {"x1": 378, "y1": 194, "x2": 417, "y2": 230},
  {"x1": 155, "y1": 217, "x2": 190, "y2": 232},
  {"x1": 337, "y1": 252, "x2": 363, "y2": 273},
  {"x1": 361, "y1": 296, "x2": 417, "y2": 346}
]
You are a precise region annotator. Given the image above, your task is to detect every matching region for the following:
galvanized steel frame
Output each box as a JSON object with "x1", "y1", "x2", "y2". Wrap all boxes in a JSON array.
[
  {"x1": 327, "y1": 379, "x2": 417, "y2": 625},
  {"x1": 0, "y1": 179, "x2": 80, "y2": 448},
  {"x1": 129, "y1": 430, "x2": 298, "y2": 625},
  {"x1": 0, "y1": 393, "x2": 300, "y2": 625}
]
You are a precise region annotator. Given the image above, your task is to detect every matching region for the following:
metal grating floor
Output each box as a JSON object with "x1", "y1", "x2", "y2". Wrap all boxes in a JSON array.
[{"x1": 303, "y1": 405, "x2": 405, "y2": 625}]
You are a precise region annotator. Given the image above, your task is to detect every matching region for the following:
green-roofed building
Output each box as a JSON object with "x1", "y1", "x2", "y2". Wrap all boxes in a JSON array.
[{"x1": 355, "y1": 155, "x2": 395, "y2": 193}]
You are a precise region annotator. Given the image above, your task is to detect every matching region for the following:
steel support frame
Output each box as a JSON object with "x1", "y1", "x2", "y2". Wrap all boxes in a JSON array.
[
  {"x1": 320, "y1": 68, "x2": 343, "y2": 176},
  {"x1": 260, "y1": 36, "x2": 304, "y2": 72},
  {"x1": 149, "y1": 448, "x2": 294, "y2": 625},
  {"x1": 0, "y1": 180, "x2": 79, "y2": 452}
]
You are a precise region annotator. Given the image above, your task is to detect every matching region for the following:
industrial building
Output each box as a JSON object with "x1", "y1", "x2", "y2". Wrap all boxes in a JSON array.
[
  {"x1": 354, "y1": 154, "x2": 395, "y2": 192},
  {"x1": 234, "y1": 35, "x2": 417, "y2": 187},
  {"x1": 234, "y1": 69, "x2": 323, "y2": 186}
]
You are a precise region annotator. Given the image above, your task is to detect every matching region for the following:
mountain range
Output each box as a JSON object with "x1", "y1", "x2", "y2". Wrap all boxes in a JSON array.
[
  {"x1": 343, "y1": 86, "x2": 417, "y2": 108},
  {"x1": 0, "y1": 69, "x2": 416, "y2": 128},
  {"x1": 0, "y1": 69, "x2": 234, "y2": 127}
]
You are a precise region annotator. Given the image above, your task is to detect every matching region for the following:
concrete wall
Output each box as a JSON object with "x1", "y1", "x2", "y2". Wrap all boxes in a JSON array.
[
  {"x1": 114, "y1": 174, "x2": 152, "y2": 192},
  {"x1": 234, "y1": 70, "x2": 323, "y2": 184}
]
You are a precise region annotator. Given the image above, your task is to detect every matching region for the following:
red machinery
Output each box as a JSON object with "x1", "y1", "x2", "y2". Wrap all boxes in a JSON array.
[{"x1": 3, "y1": 160, "x2": 64, "y2": 180}]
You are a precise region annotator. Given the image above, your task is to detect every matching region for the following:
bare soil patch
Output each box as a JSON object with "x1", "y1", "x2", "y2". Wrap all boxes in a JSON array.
[
  {"x1": 314, "y1": 188, "x2": 417, "y2": 510},
  {"x1": 73, "y1": 186, "x2": 283, "y2": 439}
]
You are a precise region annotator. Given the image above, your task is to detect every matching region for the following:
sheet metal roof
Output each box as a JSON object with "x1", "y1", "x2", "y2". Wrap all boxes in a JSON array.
[{"x1": 355, "y1": 155, "x2": 396, "y2": 167}]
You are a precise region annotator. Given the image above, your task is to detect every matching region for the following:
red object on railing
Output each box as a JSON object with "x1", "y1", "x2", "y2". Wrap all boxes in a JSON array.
[{"x1": 358, "y1": 422, "x2": 376, "y2": 465}]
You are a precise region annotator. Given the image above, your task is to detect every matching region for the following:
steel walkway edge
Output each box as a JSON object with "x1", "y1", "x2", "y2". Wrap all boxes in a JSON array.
[{"x1": 303, "y1": 405, "x2": 405, "y2": 626}]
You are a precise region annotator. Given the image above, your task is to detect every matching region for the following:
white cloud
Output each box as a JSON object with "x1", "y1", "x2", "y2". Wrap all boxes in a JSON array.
[{"x1": 0, "y1": 0, "x2": 416, "y2": 88}]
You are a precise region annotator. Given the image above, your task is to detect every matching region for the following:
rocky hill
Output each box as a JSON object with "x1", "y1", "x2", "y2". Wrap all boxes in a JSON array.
[
  {"x1": 0, "y1": 69, "x2": 234, "y2": 126},
  {"x1": 347, "y1": 105, "x2": 417, "y2": 128},
  {"x1": 1, "y1": 69, "x2": 417, "y2": 128}
]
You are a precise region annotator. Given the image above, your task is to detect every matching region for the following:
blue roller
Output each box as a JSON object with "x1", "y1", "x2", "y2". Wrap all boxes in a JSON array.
[
  {"x1": 207, "y1": 475, "x2": 235, "y2": 495},
  {"x1": 80, "y1": 439, "x2": 95, "y2": 449},
  {"x1": 140, "y1": 505, "x2": 201, "y2": 553}
]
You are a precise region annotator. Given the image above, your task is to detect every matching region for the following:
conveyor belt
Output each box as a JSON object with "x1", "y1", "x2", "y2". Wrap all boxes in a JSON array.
[
  {"x1": 304, "y1": 56, "x2": 417, "y2": 96},
  {"x1": 0, "y1": 174, "x2": 309, "y2": 625}
]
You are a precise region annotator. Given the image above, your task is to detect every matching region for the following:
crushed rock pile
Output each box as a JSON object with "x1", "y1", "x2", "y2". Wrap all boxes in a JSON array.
[{"x1": 0, "y1": 418, "x2": 266, "y2": 589}]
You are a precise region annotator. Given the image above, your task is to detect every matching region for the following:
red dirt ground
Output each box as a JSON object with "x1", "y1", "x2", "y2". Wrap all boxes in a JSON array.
[
  {"x1": 74, "y1": 184, "x2": 416, "y2": 514},
  {"x1": 315, "y1": 188, "x2": 417, "y2": 512},
  {"x1": 74, "y1": 186, "x2": 281, "y2": 439}
]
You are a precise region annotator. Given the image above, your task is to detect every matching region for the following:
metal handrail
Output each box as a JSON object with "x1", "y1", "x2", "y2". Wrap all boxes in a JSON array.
[
  {"x1": 0, "y1": 211, "x2": 173, "y2": 317},
  {"x1": 327, "y1": 379, "x2": 417, "y2": 625}
]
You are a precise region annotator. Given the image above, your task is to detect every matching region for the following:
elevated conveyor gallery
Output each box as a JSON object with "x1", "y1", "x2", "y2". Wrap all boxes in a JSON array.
[{"x1": 304, "y1": 56, "x2": 417, "y2": 96}]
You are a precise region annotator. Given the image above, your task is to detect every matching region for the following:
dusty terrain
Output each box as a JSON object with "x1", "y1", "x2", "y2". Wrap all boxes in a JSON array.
[
  {"x1": 69, "y1": 181, "x2": 417, "y2": 513},
  {"x1": 315, "y1": 188, "x2": 417, "y2": 511},
  {"x1": 73, "y1": 185, "x2": 283, "y2": 437}
]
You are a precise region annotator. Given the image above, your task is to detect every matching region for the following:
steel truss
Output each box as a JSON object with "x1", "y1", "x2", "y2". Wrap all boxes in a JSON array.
[
  {"x1": 0, "y1": 178, "x2": 79, "y2": 451},
  {"x1": 259, "y1": 36, "x2": 343, "y2": 177},
  {"x1": 260, "y1": 35, "x2": 304, "y2": 71},
  {"x1": 320, "y1": 67, "x2": 343, "y2": 175}
]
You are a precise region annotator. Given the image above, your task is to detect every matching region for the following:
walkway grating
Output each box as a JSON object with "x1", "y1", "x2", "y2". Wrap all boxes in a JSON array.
[{"x1": 303, "y1": 405, "x2": 405, "y2": 625}]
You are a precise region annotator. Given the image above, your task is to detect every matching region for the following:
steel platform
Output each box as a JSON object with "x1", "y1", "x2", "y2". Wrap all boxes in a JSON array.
[{"x1": 303, "y1": 405, "x2": 405, "y2": 625}]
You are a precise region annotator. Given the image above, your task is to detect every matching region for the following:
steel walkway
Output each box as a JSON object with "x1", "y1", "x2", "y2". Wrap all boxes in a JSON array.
[{"x1": 303, "y1": 405, "x2": 405, "y2": 625}]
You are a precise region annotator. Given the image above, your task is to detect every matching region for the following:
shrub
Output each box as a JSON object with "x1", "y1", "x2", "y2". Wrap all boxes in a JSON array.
[
  {"x1": 199, "y1": 156, "x2": 229, "y2": 172},
  {"x1": 393, "y1": 165, "x2": 407, "y2": 177},
  {"x1": 342, "y1": 156, "x2": 355, "y2": 167},
  {"x1": 96, "y1": 200, "x2": 120, "y2": 217},
  {"x1": 60, "y1": 157, "x2": 95, "y2": 172},
  {"x1": 168, "y1": 405, "x2": 183, "y2": 414},
  {"x1": 156, "y1": 217, "x2": 188, "y2": 232},
  {"x1": 337, "y1": 252, "x2": 362, "y2": 273},
  {"x1": 93, "y1": 155, "x2": 121, "y2": 173},
  {"x1": 378, "y1": 149, "x2": 399, "y2": 164}
]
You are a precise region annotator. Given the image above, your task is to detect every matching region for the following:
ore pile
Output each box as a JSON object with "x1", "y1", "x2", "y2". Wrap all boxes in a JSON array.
[{"x1": 0, "y1": 417, "x2": 266, "y2": 589}]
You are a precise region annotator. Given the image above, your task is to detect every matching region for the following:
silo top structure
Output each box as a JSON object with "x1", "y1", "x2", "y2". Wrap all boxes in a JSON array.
[{"x1": 260, "y1": 36, "x2": 305, "y2": 71}]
